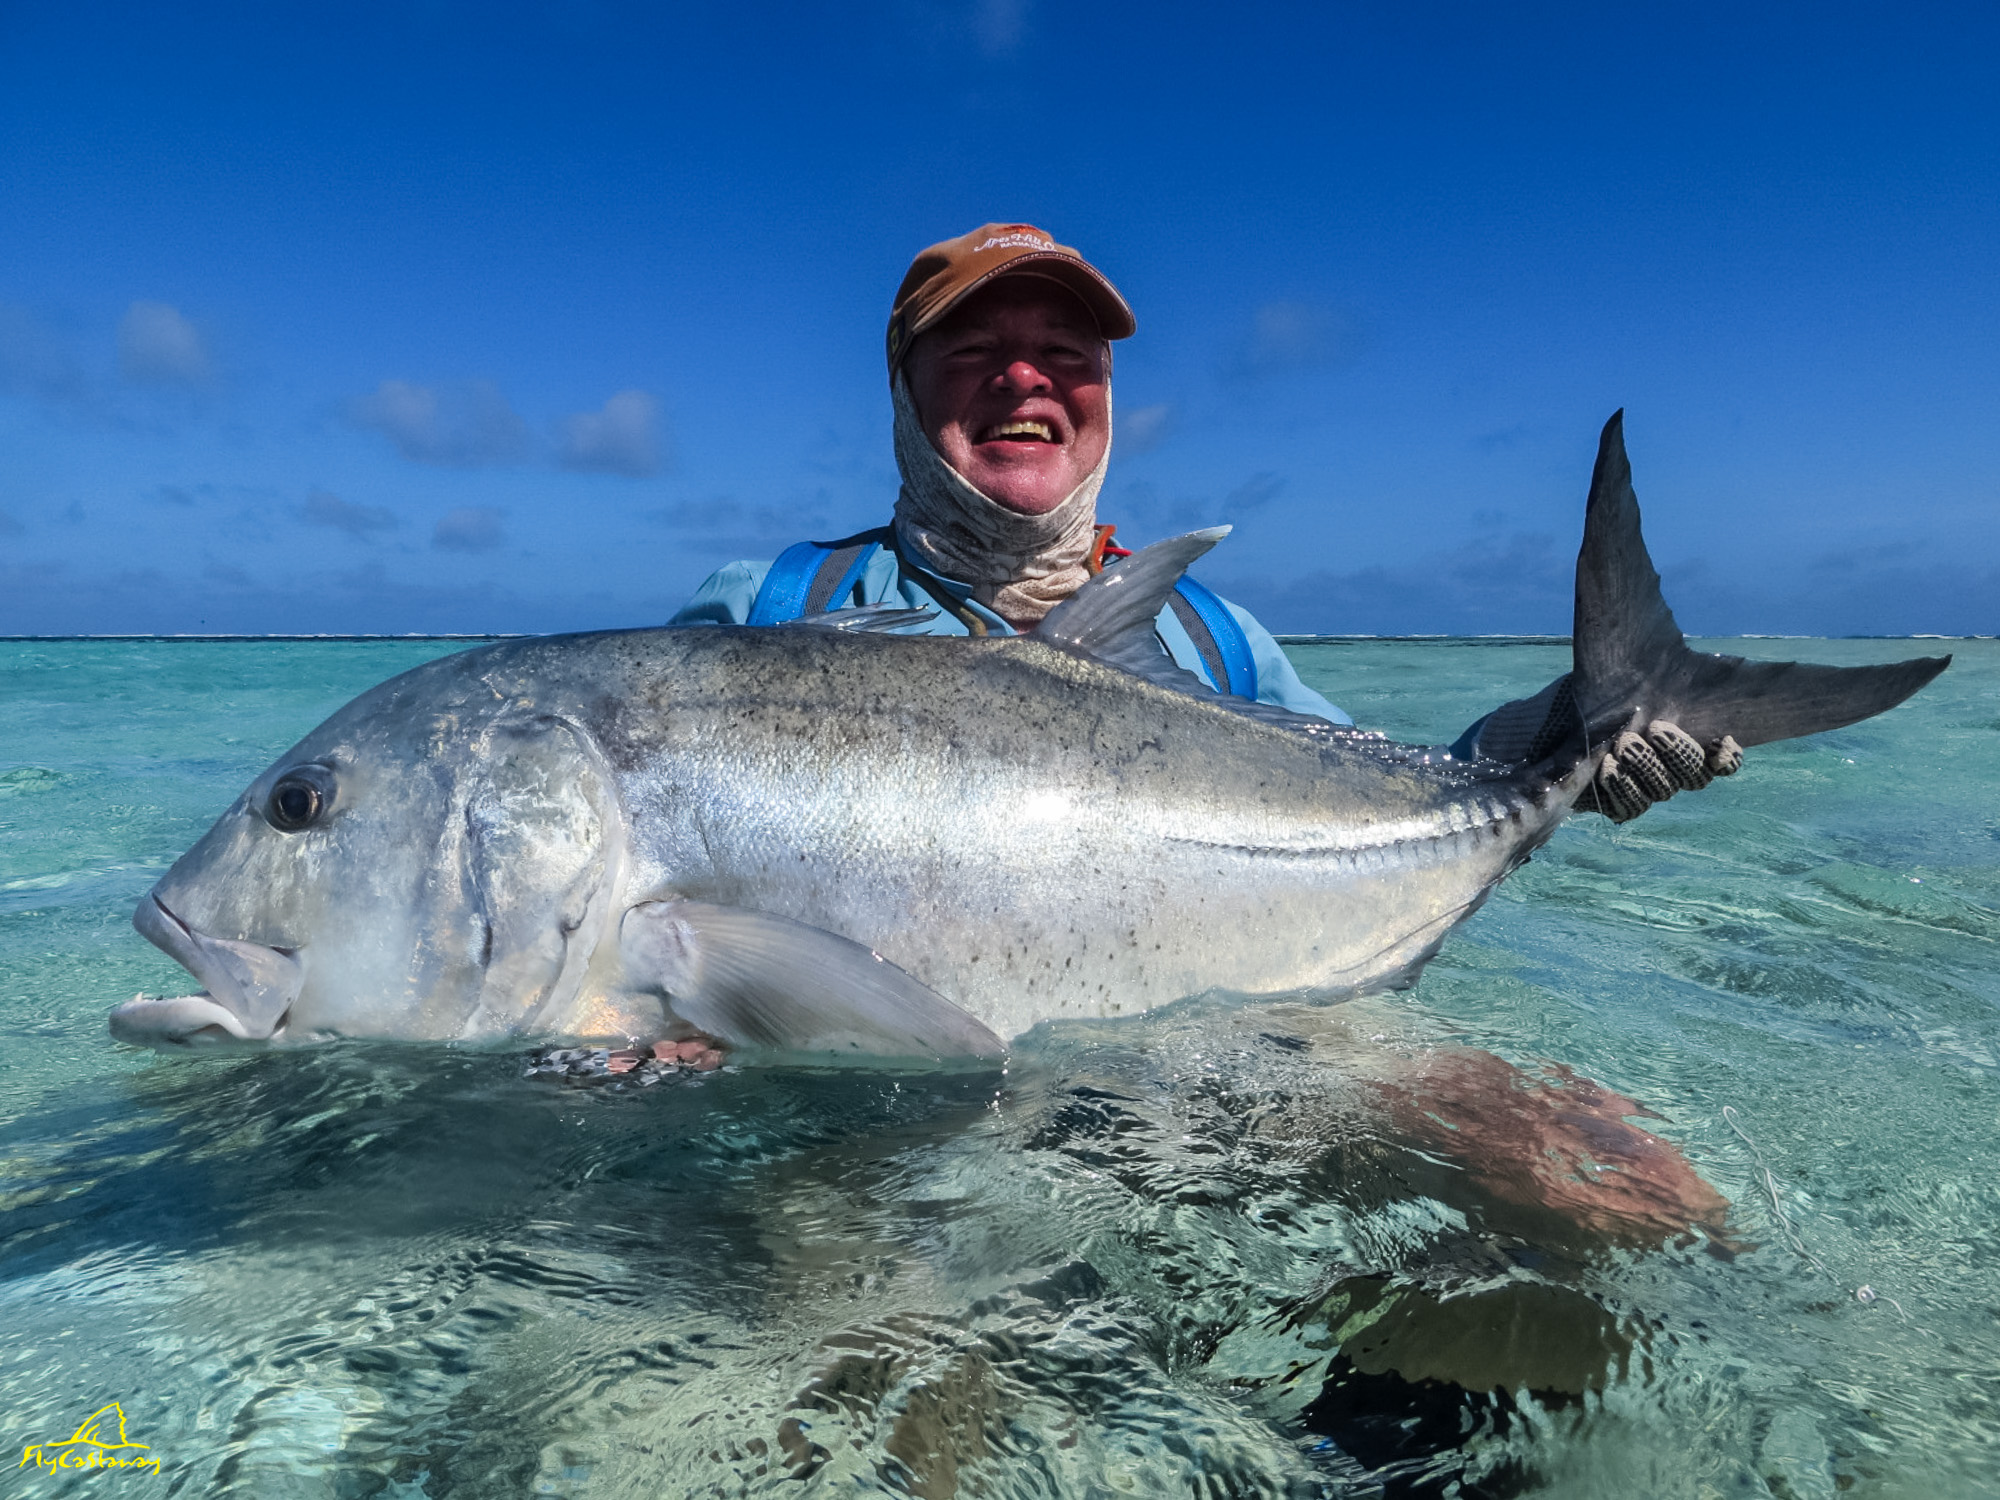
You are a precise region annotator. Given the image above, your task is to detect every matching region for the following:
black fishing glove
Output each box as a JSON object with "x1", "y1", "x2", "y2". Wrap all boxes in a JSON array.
[
  {"x1": 1591, "y1": 721, "x2": 1742, "y2": 823},
  {"x1": 1452, "y1": 677, "x2": 1744, "y2": 823}
]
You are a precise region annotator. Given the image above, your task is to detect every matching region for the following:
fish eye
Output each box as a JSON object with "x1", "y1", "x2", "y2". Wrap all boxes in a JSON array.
[{"x1": 265, "y1": 766, "x2": 335, "y2": 833}]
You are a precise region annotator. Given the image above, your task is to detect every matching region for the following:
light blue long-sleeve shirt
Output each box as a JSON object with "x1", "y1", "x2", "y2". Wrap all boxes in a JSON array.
[{"x1": 670, "y1": 544, "x2": 1352, "y2": 726}]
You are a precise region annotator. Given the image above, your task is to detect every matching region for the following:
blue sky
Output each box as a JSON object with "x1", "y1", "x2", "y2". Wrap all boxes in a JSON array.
[{"x1": 1, "y1": 1, "x2": 1994, "y2": 636}]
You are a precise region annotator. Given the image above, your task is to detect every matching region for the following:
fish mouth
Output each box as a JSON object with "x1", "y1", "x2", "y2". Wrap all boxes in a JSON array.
[{"x1": 111, "y1": 896, "x2": 304, "y2": 1047}]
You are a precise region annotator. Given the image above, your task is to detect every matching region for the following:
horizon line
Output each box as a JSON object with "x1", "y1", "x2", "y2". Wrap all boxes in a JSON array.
[{"x1": 0, "y1": 632, "x2": 1990, "y2": 645}]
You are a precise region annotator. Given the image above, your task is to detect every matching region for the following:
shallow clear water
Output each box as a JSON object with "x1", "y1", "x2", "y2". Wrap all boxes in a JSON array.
[{"x1": 2, "y1": 637, "x2": 1995, "y2": 1498}]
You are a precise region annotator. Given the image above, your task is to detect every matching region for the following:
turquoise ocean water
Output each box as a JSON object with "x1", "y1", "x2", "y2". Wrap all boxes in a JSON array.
[{"x1": 1, "y1": 637, "x2": 1995, "y2": 1497}]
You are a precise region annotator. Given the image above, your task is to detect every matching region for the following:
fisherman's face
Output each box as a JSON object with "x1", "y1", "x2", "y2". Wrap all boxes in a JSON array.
[{"x1": 905, "y1": 277, "x2": 1111, "y2": 516}]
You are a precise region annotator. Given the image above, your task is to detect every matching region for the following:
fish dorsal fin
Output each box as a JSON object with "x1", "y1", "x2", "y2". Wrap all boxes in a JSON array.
[
  {"x1": 1034, "y1": 527, "x2": 1232, "y2": 688},
  {"x1": 619, "y1": 900, "x2": 1005, "y2": 1062},
  {"x1": 1030, "y1": 527, "x2": 1365, "y2": 742},
  {"x1": 1037, "y1": 526, "x2": 1228, "y2": 655}
]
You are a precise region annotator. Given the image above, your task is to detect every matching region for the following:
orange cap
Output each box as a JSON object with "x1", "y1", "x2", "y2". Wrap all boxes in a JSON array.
[{"x1": 885, "y1": 223, "x2": 1135, "y2": 379}]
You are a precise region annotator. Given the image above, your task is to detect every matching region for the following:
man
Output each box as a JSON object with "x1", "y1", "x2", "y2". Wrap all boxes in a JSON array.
[
  {"x1": 675, "y1": 223, "x2": 1732, "y2": 818},
  {"x1": 672, "y1": 222, "x2": 1349, "y2": 725}
]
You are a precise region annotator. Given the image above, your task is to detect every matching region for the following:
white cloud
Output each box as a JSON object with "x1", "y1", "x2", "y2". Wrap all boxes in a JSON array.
[
  {"x1": 432, "y1": 506, "x2": 506, "y2": 552},
  {"x1": 300, "y1": 489, "x2": 398, "y2": 537},
  {"x1": 348, "y1": 379, "x2": 529, "y2": 466},
  {"x1": 557, "y1": 388, "x2": 666, "y2": 477},
  {"x1": 1221, "y1": 301, "x2": 1361, "y2": 383},
  {"x1": 646, "y1": 495, "x2": 821, "y2": 536},
  {"x1": 1217, "y1": 531, "x2": 1570, "y2": 636},
  {"x1": 118, "y1": 301, "x2": 210, "y2": 385},
  {"x1": 1224, "y1": 471, "x2": 1286, "y2": 513},
  {"x1": 1118, "y1": 402, "x2": 1174, "y2": 455}
]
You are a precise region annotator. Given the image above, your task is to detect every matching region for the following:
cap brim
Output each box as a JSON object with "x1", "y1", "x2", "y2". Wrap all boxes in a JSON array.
[{"x1": 914, "y1": 251, "x2": 1136, "y2": 343}]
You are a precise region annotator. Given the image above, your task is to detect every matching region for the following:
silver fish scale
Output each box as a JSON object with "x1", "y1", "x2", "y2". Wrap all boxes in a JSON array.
[{"x1": 508, "y1": 626, "x2": 1580, "y2": 1040}]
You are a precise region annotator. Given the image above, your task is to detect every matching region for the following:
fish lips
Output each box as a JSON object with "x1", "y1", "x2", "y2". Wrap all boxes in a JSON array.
[{"x1": 111, "y1": 895, "x2": 304, "y2": 1047}]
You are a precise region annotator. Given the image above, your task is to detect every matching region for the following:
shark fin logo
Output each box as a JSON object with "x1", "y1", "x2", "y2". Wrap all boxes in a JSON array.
[{"x1": 20, "y1": 1403, "x2": 163, "y2": 1475}]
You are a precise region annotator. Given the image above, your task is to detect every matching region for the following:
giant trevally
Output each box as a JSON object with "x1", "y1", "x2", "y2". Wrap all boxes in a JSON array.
[{"x1": 110, "y1": 417, "x2": 1948, "y2": 1057}]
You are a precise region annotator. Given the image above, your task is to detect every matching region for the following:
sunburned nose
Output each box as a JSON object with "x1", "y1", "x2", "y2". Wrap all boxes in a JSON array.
[{"x1": 997, "y1": 360, "x2": 1052, "y2": 396}]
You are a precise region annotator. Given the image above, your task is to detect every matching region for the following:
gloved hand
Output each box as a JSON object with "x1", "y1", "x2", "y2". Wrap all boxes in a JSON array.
[{"x1": 1592, "y1": 720, "x2": 1743, "y2": 823}]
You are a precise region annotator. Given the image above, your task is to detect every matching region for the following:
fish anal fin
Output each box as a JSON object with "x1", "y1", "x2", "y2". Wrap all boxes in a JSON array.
[{"x1": 618, "y1": 900, "x2": 1004, "y2": 1062}]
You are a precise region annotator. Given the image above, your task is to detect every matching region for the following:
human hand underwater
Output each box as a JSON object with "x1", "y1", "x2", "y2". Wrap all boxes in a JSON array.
[
  {"x1": 1257, "y1": 1004, "x2": 1738, "y2": 1250},
  {"x1": 1370, "y1": 1048, "x2": 1736, "y2": 1250},
  {"x1": 1591, "y1": 719, "x2": 1743, "y2": 823}
]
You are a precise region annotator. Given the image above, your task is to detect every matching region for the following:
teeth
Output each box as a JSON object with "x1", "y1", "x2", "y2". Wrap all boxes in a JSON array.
[{"x1": 986, "y1": 421, "x2": 1054, "y2": 442}]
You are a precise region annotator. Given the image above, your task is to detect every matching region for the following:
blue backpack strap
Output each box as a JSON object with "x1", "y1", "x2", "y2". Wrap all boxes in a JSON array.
[
  {"x1": 747, "y1": 541, "x2": 829, "y2": 625},
  {"x1": 1167, "y1": 577, "x2": 1258, "y2": 699},
  {"x1": 801, "y1": 529, "x2": 888, "y2": 616},
  {"x1": 747, "y1": 527, "x2": 888, "y2": 625}
]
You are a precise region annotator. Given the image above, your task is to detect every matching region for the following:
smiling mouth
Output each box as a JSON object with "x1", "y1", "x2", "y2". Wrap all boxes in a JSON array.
[{"x1": 977, "y1": 419, "x2": 1058, "y2": 444}]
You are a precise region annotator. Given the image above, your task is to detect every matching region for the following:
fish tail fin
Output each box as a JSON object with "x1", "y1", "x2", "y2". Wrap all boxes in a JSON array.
[{"x1": 1565, "y1": 411, "x2": 1947, "y2": 754}]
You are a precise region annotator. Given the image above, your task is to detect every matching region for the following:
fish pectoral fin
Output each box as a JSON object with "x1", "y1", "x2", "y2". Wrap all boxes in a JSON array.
[
  {"x1": 786, "y1": 603, "x2": 941, "y2": 633},
  {"x1": 617, "y1": 900, "x2": 1005, "y2": 1063}
]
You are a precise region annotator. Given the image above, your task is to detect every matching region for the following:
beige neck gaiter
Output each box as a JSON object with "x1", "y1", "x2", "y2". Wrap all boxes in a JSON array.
[{"x1": 890, "y1": 372, "x2": 1111, "y2": 627}]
